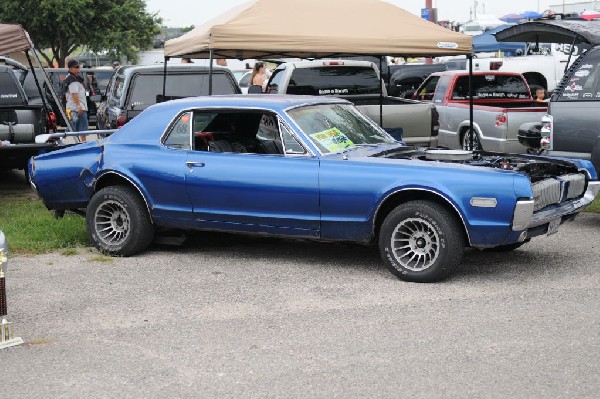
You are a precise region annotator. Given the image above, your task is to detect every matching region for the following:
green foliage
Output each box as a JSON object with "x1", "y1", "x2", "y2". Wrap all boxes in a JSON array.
[
  {"x1": 0, "y1": 0, "x2": 161, "y2": 66},
  {"x1": 0, "y1": 198, "x2": 88, "y2": 255},
  {"x1": 585, "y1": 197, "x2": 600, "y2": 213}
]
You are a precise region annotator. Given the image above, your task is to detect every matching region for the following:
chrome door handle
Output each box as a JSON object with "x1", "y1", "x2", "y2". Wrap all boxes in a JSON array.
[{"x1": 186, "y1": 161, "x2": 205, "y2": 167}]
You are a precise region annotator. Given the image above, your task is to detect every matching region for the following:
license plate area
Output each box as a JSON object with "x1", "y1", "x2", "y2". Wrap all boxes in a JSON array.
[{"x1": 547, "y1": 218, "x2": 561, "y2": 236}]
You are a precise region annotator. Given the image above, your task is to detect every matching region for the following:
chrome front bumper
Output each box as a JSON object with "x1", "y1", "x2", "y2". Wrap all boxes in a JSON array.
[{"x1": 513, "y1": 180, "x2": 600, "y2": 231}]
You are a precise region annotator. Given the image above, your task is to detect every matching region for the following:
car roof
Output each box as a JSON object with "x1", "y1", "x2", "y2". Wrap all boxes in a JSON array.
[
  {"x1": 153, "y1": 94, "x2": 350, "y2": 112},
  {"x1": 115, "y1": 64, "x2": 231, "y2": 76},
  {"x1": 429, "y1": 70, "x2": 524, "y2": 78}
]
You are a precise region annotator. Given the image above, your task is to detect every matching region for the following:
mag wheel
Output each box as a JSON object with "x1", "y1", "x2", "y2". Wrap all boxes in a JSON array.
[
  {"x1": 86, "y1": 185, "x2": 154, "y2": 256},
  {"x1": 462, "y1": 129, "x2": 481, "y2": 151},
  {"x1": 379, "y1": 201, "x2": 465, "y2": 283}
]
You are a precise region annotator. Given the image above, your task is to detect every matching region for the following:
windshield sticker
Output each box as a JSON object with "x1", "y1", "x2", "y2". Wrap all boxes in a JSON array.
[
  {"x1": 318, "y1": 88, "x2": 350, "y2": 95},
  {"x1": 566, "y1": 82, "x2": 583, "y2": 92},
  {"x1": 562, "y1": 92, "x2": 579, "y2": 99},
  {"x1": 583, "y1": 93, "x2": 593, "y2": 98},
  {"x1": 310, "y1": 128, "x2": 355, "y2": 151},
  {"x1": 575, "y1": 70, "x2": 590, "y2": 77},
  {"x1": 581, "y1": 64, "x2": 594, "y2": 69}
]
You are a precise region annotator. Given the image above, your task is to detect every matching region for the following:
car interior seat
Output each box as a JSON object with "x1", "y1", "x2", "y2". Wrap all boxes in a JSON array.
[{"x1": 255, "y1": 113, "x2": 283, "y2": 154}]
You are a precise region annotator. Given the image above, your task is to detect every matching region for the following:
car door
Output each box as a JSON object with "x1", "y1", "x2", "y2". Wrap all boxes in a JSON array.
[{"x1": 184, "y1": 109, "x2": 320, "y2": 237}]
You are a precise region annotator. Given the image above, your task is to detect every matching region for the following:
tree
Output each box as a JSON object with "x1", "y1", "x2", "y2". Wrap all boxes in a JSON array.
[{"x1": 0, "y1": 0, "x2": 162, "y2": 67}]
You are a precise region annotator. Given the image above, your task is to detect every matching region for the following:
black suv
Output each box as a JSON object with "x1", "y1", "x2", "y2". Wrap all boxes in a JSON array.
[{"x1": 97, "y1": 64, "x2": 241, "y2": 129}]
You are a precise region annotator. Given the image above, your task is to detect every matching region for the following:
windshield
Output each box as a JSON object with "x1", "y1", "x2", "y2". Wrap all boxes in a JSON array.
[{"x1": 287, "y1": 103, "x2": 396, "y2": 154}]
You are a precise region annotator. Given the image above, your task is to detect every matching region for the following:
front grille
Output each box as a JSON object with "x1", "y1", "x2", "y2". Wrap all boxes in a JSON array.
[
  {"x1": 560, "y1": 173, "x2": 586, "y2": 199},
  {"x1": 532, "y1": 173, "x2": 587, "y2": 211},
  {"x1": 532, "y1": 178, "x2": 561, "y2": 211}
]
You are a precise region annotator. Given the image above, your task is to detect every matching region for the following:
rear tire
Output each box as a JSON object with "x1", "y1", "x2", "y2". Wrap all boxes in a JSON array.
[
  {"x1": 379, "y1": 201, "x2": 465, "y2": 282},
  {"x1": 86, "y1": 186, "x2": 154, "y2": 256},
  {"x1": 462, "y1": 129, "x2": 482, "y2": 151}
]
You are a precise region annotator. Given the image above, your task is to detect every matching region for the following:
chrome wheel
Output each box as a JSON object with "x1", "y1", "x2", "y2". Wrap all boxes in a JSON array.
[
  {"x1": 94, "y1": 200, "x2": 131, "y2": 246},
  {"x1": 462, "y1": 130, "x2": 480, "y2": 150},
  {"x1": 390, "y1": 217, "x2": 440, "y2": 272}
]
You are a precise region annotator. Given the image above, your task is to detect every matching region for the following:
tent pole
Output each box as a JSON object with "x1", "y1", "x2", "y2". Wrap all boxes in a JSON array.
[
  {"x1": 468, "y1": 54, "x2": 474, "y2": 150},
  {"x1": 162, "y1": 56, "x2": 169, "y2": 98},
  {"x1": 28, "y1": 48, "x2": 74, "y2": 134},
  {"x1": 564, "y1": 36, "x2": 577, "y2": 75},
  {"x1": 209, "y1": 50, "x2": 214, "y2": 95},
  {"x1": 379, "y1": 56, "x2": 383, "y2": 127}
]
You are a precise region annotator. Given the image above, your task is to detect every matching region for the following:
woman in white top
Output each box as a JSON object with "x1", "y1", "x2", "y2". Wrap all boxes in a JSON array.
[{"x1": 250, "y1": 61, "x2": 268, "y2": 92}]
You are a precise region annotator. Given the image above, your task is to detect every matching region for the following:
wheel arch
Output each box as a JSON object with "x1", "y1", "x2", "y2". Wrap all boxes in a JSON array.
[
  {"x1": 372, "y1": 188, "x2": 471, "y2": 245},
  {"x1": 94, "y1": 171, "x2": 154, "y2": 222}
]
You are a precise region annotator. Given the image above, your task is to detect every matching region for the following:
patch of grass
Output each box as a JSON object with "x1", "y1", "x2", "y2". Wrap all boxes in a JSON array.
[
  {"x1": 60, "y1": 248, "x2": 79, "y2": 256},
  {"x1": 0, "y1": 198, "x2": 88, "y2": 255},
  {"x1": 584, "y1": 197, "x2": 600, "y2": 213}
]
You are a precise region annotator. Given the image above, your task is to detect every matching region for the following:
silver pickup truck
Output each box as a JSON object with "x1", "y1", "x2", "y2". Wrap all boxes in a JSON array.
[
  {"x1": 264, "y1": 60, "x2": 439, "y2": 147},
  {"x1": 414, "y1": 70, "x2": 548, "y2": 152}
]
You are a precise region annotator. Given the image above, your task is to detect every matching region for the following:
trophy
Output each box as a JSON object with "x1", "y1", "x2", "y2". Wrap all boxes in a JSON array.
[{"x1": 0, "y1": 229, "x2": 23, "y2": 349}]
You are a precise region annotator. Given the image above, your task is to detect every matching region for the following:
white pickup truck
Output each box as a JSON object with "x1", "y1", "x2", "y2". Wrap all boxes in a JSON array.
[
  {"x1": 264, "y1": 60, "x2": 439, "y2": 147},
  {"x1": 470, "y1": 42, "x2": 586, "y2": 92}
]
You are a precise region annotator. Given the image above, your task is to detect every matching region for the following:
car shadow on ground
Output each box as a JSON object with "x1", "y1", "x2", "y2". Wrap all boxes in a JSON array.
[{"x1": 151, "y1": 229, "x2": 579, "y2": 282}]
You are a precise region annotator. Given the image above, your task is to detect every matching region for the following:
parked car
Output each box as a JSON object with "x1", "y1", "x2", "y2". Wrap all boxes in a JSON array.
[
  {"x1": 501, "y1": 20, "x2": 600, "y2": 174},
  {"x1": 96, "y1": 64, "x2": 241, "y2": 129},
  {"x1": 28, "y1": 96, "x2": 600, "y2": 283},
  {"x1": 413, "y1": 70, "x2": 548, "y2": 152},
  {"x1": 231, "y1": 69, "x2": 252, "y2": 93},
  {"x1": 0, "y1": 64, "x2": 58, "y2": 173},
  {"x1": 388, "y1": 60, "x2": 468, "y2": 98}
]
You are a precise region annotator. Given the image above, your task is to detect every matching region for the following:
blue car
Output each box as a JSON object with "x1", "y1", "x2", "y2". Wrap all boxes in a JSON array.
[{"x1": 28, "y1": 95, "x2": 600, "y2": 282}]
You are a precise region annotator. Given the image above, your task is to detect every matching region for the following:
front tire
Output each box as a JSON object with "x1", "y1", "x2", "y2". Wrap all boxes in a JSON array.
[
  {"x1": 86, "y1": 186, "x2": 155, "y2": 256},
  {"x1": 379, "y1": 201, "x2": 465, "y2": 282}
]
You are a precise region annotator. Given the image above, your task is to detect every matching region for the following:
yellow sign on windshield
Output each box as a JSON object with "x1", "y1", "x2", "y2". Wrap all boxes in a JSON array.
[{"x1": 310, "y1": 128, "x2": 355, "y2": 152}]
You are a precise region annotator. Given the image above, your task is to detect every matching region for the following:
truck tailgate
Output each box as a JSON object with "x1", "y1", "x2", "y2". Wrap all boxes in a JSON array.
[{"x1": 356, "y1": 101, "x2": 434, "y2": 146}]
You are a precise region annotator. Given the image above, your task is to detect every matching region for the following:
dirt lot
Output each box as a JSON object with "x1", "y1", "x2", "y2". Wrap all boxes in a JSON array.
[{"x1": 1, "y1": 168, "x2": 599, "y2": 397}]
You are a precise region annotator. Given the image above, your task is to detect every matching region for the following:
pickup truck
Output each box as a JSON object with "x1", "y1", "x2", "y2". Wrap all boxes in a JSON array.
[
  {"x1": 97, "y1": 64, "x2": 241, "y2": 129},
  {"x1": 413, "y1": 70, "x2": 548, "y2": 152},
  {"x1": 468, "y1": 41, "x2": 587, "y2": 92},
  {"x1": 0, "y1": 64, "x2": 58, "y2": 173},
  {"x1": 264, "y1": 60, "x2": 439, "y2": 147},
  {"x1": 512, "y1": 22, "x2": 600, "y2": 175}
]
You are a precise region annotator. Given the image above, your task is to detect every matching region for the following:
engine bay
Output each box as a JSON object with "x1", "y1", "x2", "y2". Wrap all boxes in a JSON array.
[{"x1": 373, "y1": 147, "x2": 582, "y2": 183}]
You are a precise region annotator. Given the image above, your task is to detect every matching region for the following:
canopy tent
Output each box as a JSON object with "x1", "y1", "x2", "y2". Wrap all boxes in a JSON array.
[
  {"x1": 165, "y1": 0, "x2": 472, "y2": 59},
  {"x1": 495, "y1": 20, "x2": 600, "y2": 45},
  {"x1": 473, "y1": 24, "x2": 526, "y2": 54},
  {"x1": 0, "y1": 23, "x2": 71, "y2": 130},
  {"x1": 500, "y1": 13, "x2": 523, "y2": 23},
  {"x1": 0, "y1": 23, "x2": 33, "y2": 55}
]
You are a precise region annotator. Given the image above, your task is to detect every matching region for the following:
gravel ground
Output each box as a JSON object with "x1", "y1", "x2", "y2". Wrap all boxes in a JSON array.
[{"x1": 1, "y1": 210, "x2": 599, "y2": 398}]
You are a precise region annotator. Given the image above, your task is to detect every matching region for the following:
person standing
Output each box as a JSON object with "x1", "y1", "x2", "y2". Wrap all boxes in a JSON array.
[
  {"x1": 251, "y1": 61, "x2": 268, "y2": 92},
  {"x1": 64, "y1": 59, "x2": 89, "y2": 141}
]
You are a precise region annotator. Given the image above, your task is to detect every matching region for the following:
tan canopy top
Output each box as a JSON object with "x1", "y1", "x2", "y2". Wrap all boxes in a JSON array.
[
  {"x1": 165, "y1": 0, "x2": 472, "y2": 59},
  {"x1": 0, "y1": 23, "x2": 33, "y2": 55}
]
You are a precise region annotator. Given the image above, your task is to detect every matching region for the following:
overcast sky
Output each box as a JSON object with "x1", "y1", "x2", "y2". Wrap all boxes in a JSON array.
[{"x1": 145, "y1": 0, "x2": 566, "y2": 27}]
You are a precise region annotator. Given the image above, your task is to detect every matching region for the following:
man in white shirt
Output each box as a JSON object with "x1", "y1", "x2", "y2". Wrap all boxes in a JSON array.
[{"x1": 64, "y1": 59, "x2": 89, "y2": 141}]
